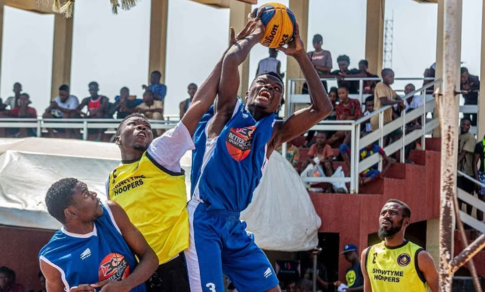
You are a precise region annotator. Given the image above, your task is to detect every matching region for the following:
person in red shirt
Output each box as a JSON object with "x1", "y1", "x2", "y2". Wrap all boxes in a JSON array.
[
  {"x1": 303, "y1": 132, "x2": 335, "y2": 177},
  {"x1": 327, "y1": 86, "x2": 363, "y2": 146},
  {"x1": 6, "y1": 93, "x2": 37, "y2": 138}
]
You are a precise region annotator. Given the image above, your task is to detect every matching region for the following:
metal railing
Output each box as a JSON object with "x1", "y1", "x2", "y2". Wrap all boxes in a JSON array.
[
  {"x1": 457, "y1": 170, "x2": 485, "y2": 234},
  {"x1": 0, "y1": 118, "x2": 179, "y2": 140},
  {"x1": 285, "y1": 79, "x2": 443, "y2": 194}
]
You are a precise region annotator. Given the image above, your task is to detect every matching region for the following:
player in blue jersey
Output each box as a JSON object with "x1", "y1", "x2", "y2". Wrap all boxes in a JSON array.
[
  {"x1": 186, "y1": 10, "x2": 333, "y2": 292},
  {"x1": 39, "y1": 178, "x2": 158, "y2": 292}
]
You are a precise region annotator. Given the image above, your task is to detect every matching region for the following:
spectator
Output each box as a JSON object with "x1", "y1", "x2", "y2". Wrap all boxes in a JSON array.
[
  {"x1": 143, "y1": 70, "x2": 167, "y2": 103},
  {"x1": 0, "y1": 266, "x2": 24, "y2": 292},
  {"x1": 370, "y1": 68, "x2": 404, "y2": 132},
  {"x1": 179, "y1": 83, "x2": 198, "y2": 119},
  {"x1": 4, "y1": 82, "x2": 22, "y2": 110},
  {"x1": 256, "y1": 48, "x2": 285, "y2": 78},
  {"x1": 110, "y1": 87, "x2": 141, "y2": 119},
  {"x1": 136, "y1": 90, "x2": 164, "y2": 136},
  {"x1": 363, "y1": 95, "x2": 374, "y2": 133},
  {"x1": 304, "y1": 87, "x2": 338, "y2": 147},
  {"x1": 403, "y1": 83, "x2": 423, "y2": 111},
  {"x1": 43, "y1": 85, "x2": 80, "y2": 138},
  {"x1": 77, "y1": 82, "x2": 109, "y2": 141},
  {"x1": 340, "y1": 139, "x2": 392, "y2": 185},
  {"x1": 7, "y1": 93, "x2": 37, "y2": 138},
  {"x1": 458, "y1": 118, "x2": 476, "y2": 216},
  {"x1": 474, "y1": 135, "x2": 485, "y2": 222},
  {"x1": 29, "y1": 271, "x2": 46, "y2": 292},
  {"x1": 334, "y1": 244, "x2": 364, "y2": 292},
  {"x1": 276, "y1": 139, "x2": 300, "y2": 170},
  {"x1": 327, "y1": 85, "x2": 363, "y2": 146},
  {"x1": 460, "y1": 67, "x2": 480, "y2": 126},
  {"x1": 303, "y1": 34, "x2": 332, "y2": 93},
  {"x1": 331, "y1": 55, "x2": 361, "y2": 94},
  {"x1": 358, "y1": 60, "x2": 378, "y2": 94},
  {"x1": 284, "y1": 280, "x2": 299, "y2": 292},
  {"x1": 301, "y1": 251, "x2": 330, "y2": 291},
  {"x1": 303, "y1": 132, "x2": 334, "y2": 182}
]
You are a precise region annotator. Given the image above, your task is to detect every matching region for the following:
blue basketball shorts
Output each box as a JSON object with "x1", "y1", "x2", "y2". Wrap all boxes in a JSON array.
[{"x1": 184, "y1": 200, "x2": 279, "y2": 292}]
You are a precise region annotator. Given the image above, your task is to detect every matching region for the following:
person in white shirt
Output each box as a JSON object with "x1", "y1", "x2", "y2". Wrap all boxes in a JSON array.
[
  {"x1": 43, "y1": 84, "x2": 80, "y2": 138},
  {"x1": 256, "y1": 48, "x2": 284, "y2": 78},
  {"x1": 403, "y1": 83, "x2": 423, "y2": 111}
]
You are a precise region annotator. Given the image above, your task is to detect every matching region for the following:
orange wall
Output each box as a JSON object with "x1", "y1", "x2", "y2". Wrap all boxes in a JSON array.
[
  {"x1": 310, "y1": 149, "x2": 441, "y2": 281},
  {"x1": 0, "y1": 226, "x2": 54, "y2": 291}
]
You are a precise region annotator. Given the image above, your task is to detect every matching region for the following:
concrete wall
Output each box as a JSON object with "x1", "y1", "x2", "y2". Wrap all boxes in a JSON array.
[{"x1": 0, "y1": 226, "x2": 54, "y2": 291}]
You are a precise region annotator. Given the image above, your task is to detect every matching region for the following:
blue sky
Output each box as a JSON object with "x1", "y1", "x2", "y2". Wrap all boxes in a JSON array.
[{"x1": 0, "y1": 0, "x2": 482, "y2": 115}]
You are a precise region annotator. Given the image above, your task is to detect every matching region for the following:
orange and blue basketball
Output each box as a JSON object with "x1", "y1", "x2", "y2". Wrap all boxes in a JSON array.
[{"x1": 254, "y1": 3, "x2": 296, "y2": 48}]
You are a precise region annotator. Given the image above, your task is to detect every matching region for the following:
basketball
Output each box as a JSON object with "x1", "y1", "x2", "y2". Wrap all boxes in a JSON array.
[
  {"x1": 254, "y1": 3, "x2": 296, "y2": 48},
  {"x1": 98, "y1": 253, "x2": 130, "y2": 281}
]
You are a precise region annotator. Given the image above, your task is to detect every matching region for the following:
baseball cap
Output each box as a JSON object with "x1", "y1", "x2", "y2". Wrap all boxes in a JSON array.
[{"x1": 341, "y1": 244, "x2": 358, "y2": 254}]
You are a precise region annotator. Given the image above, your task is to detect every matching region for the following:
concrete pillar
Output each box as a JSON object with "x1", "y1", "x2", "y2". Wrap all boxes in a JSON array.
[
  {"x1": 229, "y1": 0, "x2": 252, "y2": 98},
  {"x1": 286, "y1": 0, "x2": 309, "y2": 97},
  {"x1": 148, "y1": 0, "x2": 169, "y2": 84},
  {"x1": 479, "y1": 0, "x2": 485, "y2": 140},
  {"x1": 0, "y1": 0, "x2": 4, "y2": 94},
  {"x1": 365, "y1": 0, "x2": 385, "y2": 75},
  {"x1": 51, "y1": 14, "x2": 74, "y2": 99},
  {"x1": 433, "y1": 0, "x2": 445, "y2": 137},
  {"x1": 426, "y1": 218, "x2": 440, "y2": 268}
]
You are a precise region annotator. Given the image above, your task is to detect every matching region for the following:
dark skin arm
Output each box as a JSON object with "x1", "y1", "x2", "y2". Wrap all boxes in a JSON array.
[
  {"x1": 277, "y1": 61, "x2": 285, "y2": 78},
  {"x1": 458, "y1": 150, "x2": 471, "y2": 165},
  {"x1": 381, "y1": 153, "x2": 392, "y2": 176},
  {"x1": 378, "y1": 96, "x2": 404, "y2": 106},
  {"x1": 181, "y1": 22, "x2": 256, "y2": 137},
  {"x1": 207, "y1": 9, "x2": 262, "y2": 139},
  {"x1": 474, "y1": 152, "x2": 480, "y2": 180},
  {"x1": 361, "y1": 248, "x2": 372, "y2": 292},
  {"x1": 267, "y1": 23, "x2": 333, "y2": 156},
  {"x1": 417, "y1": 251, "x2": 439, "y2": 292}
]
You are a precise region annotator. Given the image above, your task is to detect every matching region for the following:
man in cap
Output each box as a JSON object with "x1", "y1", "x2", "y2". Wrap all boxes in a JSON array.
[{"x1": 334, "y1": 244, "x2": 363, "y2": 291}]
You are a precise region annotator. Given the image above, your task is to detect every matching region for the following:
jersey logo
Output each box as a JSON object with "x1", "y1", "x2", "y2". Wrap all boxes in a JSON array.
[
  {"x1": 98, "y1": 253, "x2": 130, "y2": 281},
  {"x1": 372, "y1": 252, "x2": 378, "y2": 264},
  {"x1": 226, "y1": 126, "x2": 256, "y2": 162},
  {"x1": 264, "y1": 267, "x2": 273, "y2": 278},
  {"x1": 397, "y1": 253, "x2": 411, "y2": 267},
  {"x1": 346, "y1": 269, "x2": 356, "y2": 287},
  {"x1": 80, "y1": 248, "x2": 91, "y2": 260}
]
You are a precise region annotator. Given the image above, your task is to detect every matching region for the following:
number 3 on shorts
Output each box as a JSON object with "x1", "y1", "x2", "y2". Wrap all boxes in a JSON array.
[{"x1": 206, "y1": 283, "x2": 216, "y2": 292}]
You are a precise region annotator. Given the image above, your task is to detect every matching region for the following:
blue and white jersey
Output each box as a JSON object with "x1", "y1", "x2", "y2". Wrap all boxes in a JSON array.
[
  {"x1": 191, "y1": 99, "x2": 276, "y2": 212},
  {"x1": 39, "y1": 202, "x2": 145, "y2": 292}
]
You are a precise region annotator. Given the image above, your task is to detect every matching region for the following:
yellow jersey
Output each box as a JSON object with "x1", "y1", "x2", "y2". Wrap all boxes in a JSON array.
[
  {"x1": 108, "y1": 152, "x2": 189, "y2": 264},
  {"x1": 366, "y1": 240, "x2": 429, "y2": 292}
]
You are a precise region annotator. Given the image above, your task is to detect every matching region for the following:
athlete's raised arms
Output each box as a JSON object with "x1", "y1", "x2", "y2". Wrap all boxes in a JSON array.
[
  {"x1": 267, "y1": 23, "x2": 333, "y2": 156},
  {"x1": 207, "y1": 9, "x2": 265, "y2": 139},
  {"x1": 181, "y1": 21, "x2": 258, "y2": 138}
]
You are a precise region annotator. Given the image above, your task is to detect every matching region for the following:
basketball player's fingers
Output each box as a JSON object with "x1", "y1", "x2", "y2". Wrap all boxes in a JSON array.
[
  {"x1": 230, "y1": 27, "x2": 236, "y2": 44},
  {"x1": 255, "y1": 7, "x2": 265, "y2": 21},
  {"x1": 70, "y1": 284, "x2": 96, "y2": 292},
  {"x1": 248, "y1": 8, "x2": 258, "y2": 20},
  {"x1": 293, "y1": 22, "x2": 300, "y2": 39},
  {"x1": 90, "y1": 279, "x2": 110, "y2": 288},
  {"x1": 276, "y1": 47, "x2": 287, "y2": 54}
]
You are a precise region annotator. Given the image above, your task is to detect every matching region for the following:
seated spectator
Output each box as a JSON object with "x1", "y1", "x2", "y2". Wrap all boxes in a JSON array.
[
  {"x1": 474, "y1": 135, "x2": 485, "y2": 222},
  {"x1": 359, "y1": 60, "x2": 379, "y2": 94},
  {"x1": 77, "y1": 82, "x2": 110, "y2": 141},
  {"x1": 340, "y1": 140, "x2": 392, "y2": 185},
  {"x1": 303, "y1": 34, "x2": 332, "y2": 93},
  {"x1": 0, "y1": 266, "x2": 25, "y2": 292},
  {"x1": 331, "y1": 55, "x2": 361, "y2": 94},
  {"x1": 136, "y1": 90, "x2": 164, "y2": 136},
  {"x1": 403, "y1": 83, "x2": 422, "y2": 111},
  {"x1": 370, "y1": 69, "x2": 404, "y2": 143},
  {"x1": 3, "y1": 93, "x2": 37, "y2": 138},
  {"x1": 303, "y1": 132, "x2": 335, "y2": 186},
  {"x1": 110, "y1": 87, "x2": 141, "y2": 119},
  {"x1": 179, "y1": 83, "x2": 198, "y2": 119},
  {"x1": 256, "y1": 48, "x2": 285, "y2": 78},
  {"x1": 304, "y1": 87, "x2": 338, "y2": 147},
  {"x1": 363, "y1": 95, "x2": 374, "y2": 133},
  {"x1": 276, "y1": 139, "x2": 300, "y2": 170},
  {"x1": 43, "y1": 84, "x2": 80, "y2": 138},
  {"x1": 4, "y1": 82, "x2": 22, "y2": 110},
  {"x1": 327, "y1": 86, "x2": 362, "y2": 146},
  {"x1": 143, "y1": 70, "x2": 167, "y2": 105}
]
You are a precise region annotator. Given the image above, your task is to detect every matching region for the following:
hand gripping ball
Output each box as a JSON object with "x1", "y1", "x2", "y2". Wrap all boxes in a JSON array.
[{"x1": 254, "y1": 3, "x2": 296, "y2": 48}]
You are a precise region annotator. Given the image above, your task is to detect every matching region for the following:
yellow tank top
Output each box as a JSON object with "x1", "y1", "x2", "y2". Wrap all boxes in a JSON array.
[
  {"x1": 108, "y1": 152, "x2": 189, "y2": 264},
  {"x1": 366, "y1": 241, "x2": 429, "y2": 292}
]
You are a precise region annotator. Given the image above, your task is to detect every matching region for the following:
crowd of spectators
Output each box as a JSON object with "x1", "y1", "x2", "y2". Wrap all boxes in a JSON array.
[
  {"x1": 0, "y1": 266, "x2": 46, "y2": 292},
  {"x1": 0, "y1": 71, "x2": 199, "y2": 141}
]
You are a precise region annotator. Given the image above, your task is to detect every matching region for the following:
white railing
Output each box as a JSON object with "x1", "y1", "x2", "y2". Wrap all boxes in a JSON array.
[
  {"x1": 0, "y1": 118, "x2": 179, "y2": 140},
  {"x1": 457, "y1": 170, "x2": 485, "y2": 234},
  {"x1": 285, "y1": 79, "x2": 442, "y2": 194}
]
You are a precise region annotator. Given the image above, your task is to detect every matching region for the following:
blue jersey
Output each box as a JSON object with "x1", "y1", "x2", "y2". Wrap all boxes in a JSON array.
[
  {"x1": 191, "y1": 100, "x2": 276, "y2": 212},
  {"x1": 39, "y1": 202, "x2": 145, "y2": 292}
]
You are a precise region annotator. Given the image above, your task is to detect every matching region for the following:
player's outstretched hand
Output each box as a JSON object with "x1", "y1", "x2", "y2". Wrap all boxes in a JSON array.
[
  {"x1": 229, "y1": 20, "x2": 256, "y2": 47},
  {"x1": 247, "y1": 7, "x2": 266, "y2": 37},
  {"x1": 276, "y1": 22, "x2": 305, "y2": 58},
  {"x1": 69, "y1": 284, "x2": 96, "y2": 292},
  {"x1": 91, "y1": 279, "x2": 129, "y2": 292}
]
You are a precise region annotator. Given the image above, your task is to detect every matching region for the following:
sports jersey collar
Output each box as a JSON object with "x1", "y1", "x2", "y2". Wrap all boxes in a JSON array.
[
  {"x1": 61, "y1": 224, "x2": 98, "y2": 238},
  {"x1": 384, "y1": 239, "x2": 408, "y2": 250},
  {"x1": 121, "y1": 157, "x2": 142, "y2": 164}
]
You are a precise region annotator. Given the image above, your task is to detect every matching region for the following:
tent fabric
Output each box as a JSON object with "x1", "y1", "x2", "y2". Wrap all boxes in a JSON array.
[
  {"x1": 0, "y1": 138, "x2": 320, "y2": 251},
  {"x1": 241, "y1": 152, "x2": 321, "y2": 251}
]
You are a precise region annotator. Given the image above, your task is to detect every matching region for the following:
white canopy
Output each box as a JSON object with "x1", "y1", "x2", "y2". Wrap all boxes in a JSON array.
[{"x1": 0, "y1": 138, "x2": 320, "y2": 251}]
